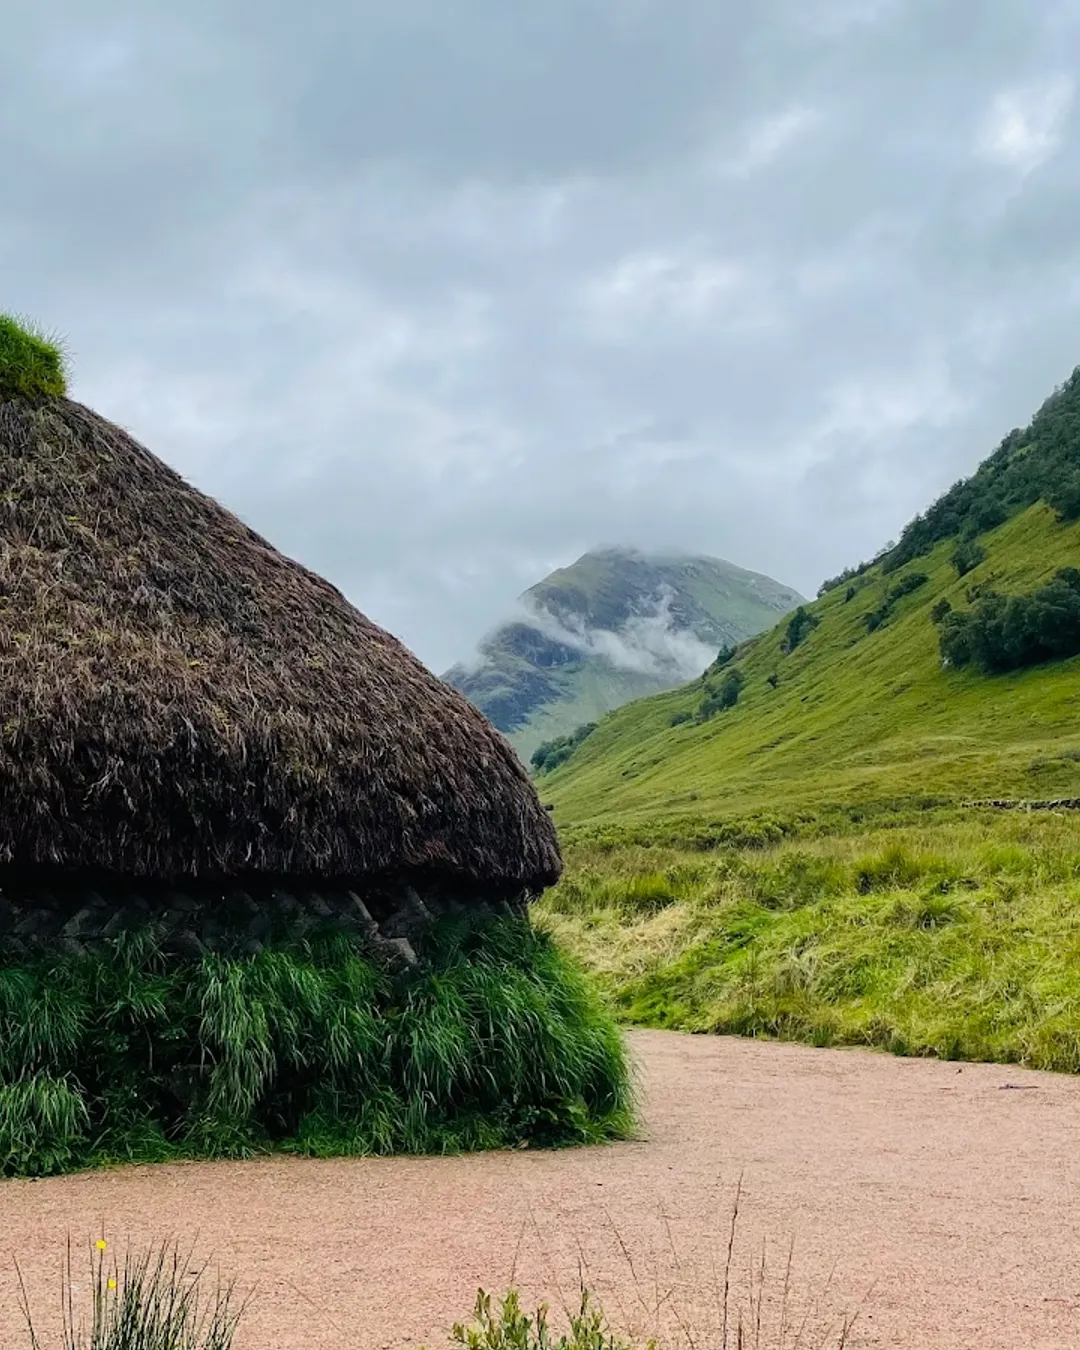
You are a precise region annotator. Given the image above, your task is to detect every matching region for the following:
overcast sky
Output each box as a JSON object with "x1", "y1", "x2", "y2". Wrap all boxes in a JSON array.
[{"x1": 5, "y1": 1, "x2": 1080, "y2": 671}]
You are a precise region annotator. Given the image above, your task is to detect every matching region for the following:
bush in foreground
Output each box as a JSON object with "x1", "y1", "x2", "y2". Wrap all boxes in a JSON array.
[{"x1": 0, "y1": 918, "x2": 632, "y2": 1177}]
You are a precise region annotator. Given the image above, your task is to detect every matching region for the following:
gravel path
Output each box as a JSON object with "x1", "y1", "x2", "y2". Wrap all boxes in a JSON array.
[{"x1": 2, "y1": 1030, "x2": 1080, "y2": 1349}]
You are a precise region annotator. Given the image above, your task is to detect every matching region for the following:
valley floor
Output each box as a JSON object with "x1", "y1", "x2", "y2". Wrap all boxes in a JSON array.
[
  {"x1": 3, "y1": 1030, "x2": 1080, "y2": 1349},
  {"x1": 541, "y1": 812, "x2": 1080, "y2": 1069}
]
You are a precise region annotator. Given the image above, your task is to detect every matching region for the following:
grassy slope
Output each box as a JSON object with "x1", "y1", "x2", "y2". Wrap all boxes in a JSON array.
[
  {"x1": 546, "y1": 503, "x2": 1080, "y2": 833},
  {"x1": 509, "y1": 664, "x2": 663, "y2": 763},
  {"x1": 536, "y1": 507, "x2": 1080, "y2": 1072}
]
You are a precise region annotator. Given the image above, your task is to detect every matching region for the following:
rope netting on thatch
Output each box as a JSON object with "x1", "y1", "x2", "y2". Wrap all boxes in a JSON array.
[{"x1": 0, "y1": 396, "x2": 561, "y2": 895}]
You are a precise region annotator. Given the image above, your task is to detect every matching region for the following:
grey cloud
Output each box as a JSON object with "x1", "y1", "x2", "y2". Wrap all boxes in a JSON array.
[{"x1": 5, "y1": 0, "x2": 1080, "y2": 669}]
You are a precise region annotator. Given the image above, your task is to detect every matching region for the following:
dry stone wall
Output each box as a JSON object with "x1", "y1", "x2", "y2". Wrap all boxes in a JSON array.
[{"x1": 0, "y1": 873, "x2": 530, "y2": 970}]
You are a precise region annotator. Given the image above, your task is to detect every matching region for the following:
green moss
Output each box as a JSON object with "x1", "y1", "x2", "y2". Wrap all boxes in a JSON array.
[
  {"x1": 0, "y1": 313, "x2": 68, "y2": 401},
  {"x1": 0, "y1": 917, "x2": 633, "y2": 1177}
]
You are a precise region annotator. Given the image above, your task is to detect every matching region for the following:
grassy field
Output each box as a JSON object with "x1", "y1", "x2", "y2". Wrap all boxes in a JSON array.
[
  {"x1": 543, "y1": 504, "x2": 1080, "y2": 833},
  {"x1": 538, "y1": 810, "x2": 1080, "y2": 1071}
]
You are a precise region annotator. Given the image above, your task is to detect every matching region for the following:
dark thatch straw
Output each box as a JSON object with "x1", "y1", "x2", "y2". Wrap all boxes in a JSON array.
[{"x1": 0, "y1": 396, "x2": 561, "y2": 892}]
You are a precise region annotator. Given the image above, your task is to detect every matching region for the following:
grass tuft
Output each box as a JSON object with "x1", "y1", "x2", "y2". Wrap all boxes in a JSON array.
[
  {"x1": 448, "y1": 1289, "x2": 639, "y2": 1350},
  {"x1": 18, "y1": 1238, "x2": 245, "y2": 1350},
  {"x1": 0, "y1": 314, "x2": 68, "y2": 401}
]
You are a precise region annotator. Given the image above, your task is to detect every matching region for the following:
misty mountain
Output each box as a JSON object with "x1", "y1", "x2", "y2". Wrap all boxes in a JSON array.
[{"x1": 442, "y1": 547, "x2": 804, "y2": 759}]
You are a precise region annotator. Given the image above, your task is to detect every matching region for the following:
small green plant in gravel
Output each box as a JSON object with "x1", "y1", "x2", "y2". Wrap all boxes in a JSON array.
[
  {"x1": 17, "y1": 1238, "x2": 245, "y2": 1350},
  {"x1": 449, "y1": 1289, "x2": 642, "y2": 1350}
]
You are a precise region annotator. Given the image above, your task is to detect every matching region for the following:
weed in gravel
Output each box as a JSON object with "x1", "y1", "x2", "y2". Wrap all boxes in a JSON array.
[{"x1": 17, "y1": 1238, "x2": 245, "y2": 1350}]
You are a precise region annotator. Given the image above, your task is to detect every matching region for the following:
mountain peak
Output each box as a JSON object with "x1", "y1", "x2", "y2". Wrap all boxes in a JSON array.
[{"x1": 444, "y1": 548, "x2": 804, "y2": 759}]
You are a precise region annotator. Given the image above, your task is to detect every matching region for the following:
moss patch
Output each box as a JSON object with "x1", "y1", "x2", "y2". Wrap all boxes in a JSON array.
[{"x1": 0, "y1": 313, "x2": 68, "y2": 401}]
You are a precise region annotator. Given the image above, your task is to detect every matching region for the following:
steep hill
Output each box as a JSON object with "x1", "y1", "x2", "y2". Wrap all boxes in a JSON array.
[
  {"x1": 544, "y1": 368, "x2": 1080, "y2": 834},
  {"x1": 443, "y1": 548, "x2": 804, "y2": 760}
]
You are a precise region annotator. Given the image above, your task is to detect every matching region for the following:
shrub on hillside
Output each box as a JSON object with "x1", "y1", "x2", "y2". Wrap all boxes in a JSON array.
[
  {"x1": 697, "y1": 668, "x2": 745, "y2": 721},
  {"x1": 713, "y1": 643, "x2": 738, "y2": 669},
  {"x1": 952, "y1": 538, "x2": 985, "y2": 577},
  {"x1": 668, "y1": 709, "x2": 694, "y2": 727},
  {"x1": 783, "y1": 606, "x2": 819, "y2": 652},
  {"x1": 939, "y1": 567, "x2": 1080, "y2": 673},
  {"x1": 817, "y1": 543, "x2": 895, "y2": 596},
  {"x1": 531, "y1": 722, "x2": 597, "y2": 775},
  {"x1": 888, "y1": 571, "x2": 929, "y2": 600},
  {"x1": 864, "y1": 571, "x2": 930, "y2": 633},
  {"x1": 865, "y1": 604, "x2": 890, "y2": 633},
  {"x1": 968, "y1": 496, "x2": 1009, "y2": 533},
  {"x1": 930, "y1": 598, "x2": 953, "y2": 624},
  {"x1": 1048, "y1": 470, "x2": 1080, "y2": 523}
]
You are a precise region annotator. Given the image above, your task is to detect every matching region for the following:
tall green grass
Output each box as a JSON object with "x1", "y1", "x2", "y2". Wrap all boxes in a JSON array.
[
  {"x1": 538, "y1": 812, "x2": 1080, "y2": 1071},
  {"x1": 0, "y1": 918, "x2": 632, "y2": 1177}
]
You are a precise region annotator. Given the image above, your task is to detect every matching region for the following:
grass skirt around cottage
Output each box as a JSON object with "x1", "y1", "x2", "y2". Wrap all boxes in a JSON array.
[{"x1": 0, "y1": 916, "x2": 633, "y2": 1176}]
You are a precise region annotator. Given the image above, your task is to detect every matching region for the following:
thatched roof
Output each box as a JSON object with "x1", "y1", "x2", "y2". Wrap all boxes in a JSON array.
[{"x1": 0, "y1": 395, "x2": 561, "y2": 891}]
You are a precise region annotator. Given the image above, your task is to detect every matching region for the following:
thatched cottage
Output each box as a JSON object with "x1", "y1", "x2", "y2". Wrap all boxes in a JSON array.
[{"x1": 0, "y1": 393, "x2": 562, "y2": 964}]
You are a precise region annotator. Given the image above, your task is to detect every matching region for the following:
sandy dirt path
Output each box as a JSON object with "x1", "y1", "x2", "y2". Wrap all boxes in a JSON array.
[{"x1": 2, "y1": 1030, "x2": 1080, "y2": 1349}]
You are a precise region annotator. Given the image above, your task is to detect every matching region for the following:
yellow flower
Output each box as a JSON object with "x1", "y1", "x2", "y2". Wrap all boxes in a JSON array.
[
  {"x1": 107, "y1": 1279, "x2": 117, "y2": 1291},
  {"x1": 95, "y1": 1240, "x2": 107, "y2": 1251}
]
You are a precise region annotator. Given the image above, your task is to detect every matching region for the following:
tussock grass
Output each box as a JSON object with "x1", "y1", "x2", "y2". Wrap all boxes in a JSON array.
[
  {"x1": 0, "y1": 918, "x2": 632, "y2": 1177},
  {"x1": 538, "y1": 812, "x2": 1080, "y2": 1070},
  {"x1": 448, "y1": 1289, "x2": 637, "y2": 1350},
  {"x1": 0, "y1": 314, "x2": 68, "y2": 401},
  {"x1": 18, "y1": 1238, "x2": 244, "y2": 1350}
]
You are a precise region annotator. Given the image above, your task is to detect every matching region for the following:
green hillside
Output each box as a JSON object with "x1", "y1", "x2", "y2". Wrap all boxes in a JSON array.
[
  {"x1": 444, "y1": 547, "x2": 803, "y2": 761},
  {"x1": 545, "y1": 369, "x2": 1080, "y2": 834},
  {"x1": 535, "y1": 365, "x2": 1080, "y2": 1074}
]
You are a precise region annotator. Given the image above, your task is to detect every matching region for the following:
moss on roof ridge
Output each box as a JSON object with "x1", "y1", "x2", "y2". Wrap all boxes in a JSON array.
[{"x1": 0, "y1": 314, "x2": 68, "y2": 401}]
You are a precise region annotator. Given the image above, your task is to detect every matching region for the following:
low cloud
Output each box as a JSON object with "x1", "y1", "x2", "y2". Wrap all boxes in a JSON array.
[{"x1": 518, "y1": 588, "x2": 718, "y2": 679}]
